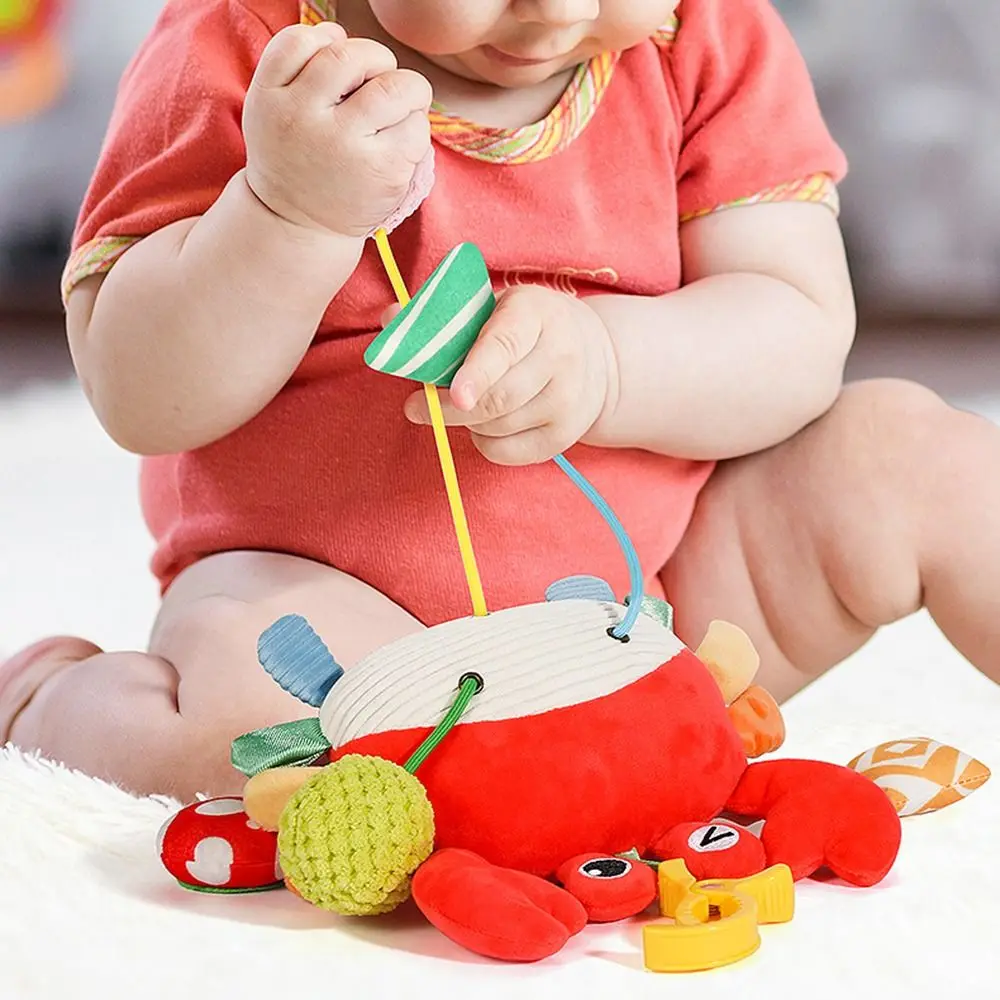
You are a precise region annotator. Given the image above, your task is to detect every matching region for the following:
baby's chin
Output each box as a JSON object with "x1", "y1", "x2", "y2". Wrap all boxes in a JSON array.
[{"x1": 429, "y1": 48, "x2": 584, "y2": 90}]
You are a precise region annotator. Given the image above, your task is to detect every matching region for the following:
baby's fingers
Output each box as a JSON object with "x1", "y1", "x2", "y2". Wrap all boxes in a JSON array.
[
  {"x1": 293, "y1": 38, "x2": 400, "y2": 108},
  {"x1": 450, "y1": 291, "x2": 542, "y2": 412},
  {"x1": 252, "y1": 22, "x2": 348, "y2": 90},
  {"x1": 473, "y1": 427, "x2": 563, "y2": 467},
  {"x1": 405, "y1": 357, "x2": 549, "y2": 428},
  {"x1": 380, "y1": 303, "x2": 402, "y2": 327},
  {"x1": 343, "y1": 70, "x2": 433, "y2": 136}
]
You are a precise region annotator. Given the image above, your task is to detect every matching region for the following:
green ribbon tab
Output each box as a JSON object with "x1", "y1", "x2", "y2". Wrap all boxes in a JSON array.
[
  {"x1": 617, "y1": 848, "x2": 661, "y2": 870},
  {"x1": 625, "y1": 595, "x2": 675, "y2": 633},
  {"x1": 231, "y1": 718, "x2": 331, "y2": 778}
]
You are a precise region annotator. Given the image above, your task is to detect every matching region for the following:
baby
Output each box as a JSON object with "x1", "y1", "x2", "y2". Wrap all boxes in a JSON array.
[{"x1": 4, "y1": 0, "x2": 999, "y2": 801}]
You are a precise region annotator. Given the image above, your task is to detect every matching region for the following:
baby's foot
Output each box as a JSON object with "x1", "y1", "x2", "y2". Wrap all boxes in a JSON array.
[{"x1": 0, "y1": 636, "x2": 101, "y2": 743}]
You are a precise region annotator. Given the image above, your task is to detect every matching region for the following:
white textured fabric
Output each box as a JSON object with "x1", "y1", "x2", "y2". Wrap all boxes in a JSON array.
[{"x1": 319, "y1": 600, "x2": 684, "y2": 748}]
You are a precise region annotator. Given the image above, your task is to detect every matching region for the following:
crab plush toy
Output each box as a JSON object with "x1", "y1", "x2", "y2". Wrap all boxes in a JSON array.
[
  {"x1": 158, "y1": 241, "x2": 902, "y2": 963},
  {"x1": 160, "y1": 594, "x2": 901, "y2": 963}
]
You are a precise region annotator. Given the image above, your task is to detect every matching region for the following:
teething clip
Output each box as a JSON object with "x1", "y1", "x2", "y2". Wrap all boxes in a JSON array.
[{"x1": 642, "y1": 859, "x2": 794, "y2": 973}]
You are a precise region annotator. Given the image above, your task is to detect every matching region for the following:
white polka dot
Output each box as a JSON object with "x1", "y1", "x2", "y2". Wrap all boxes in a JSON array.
[
  {"x1": 155, "y1": 815, "x2": 173, "y2": 857},
  {"x1": 194, "y1": 798, "x2": 245, "y2": 817},
  {"x1": 186, "y1": 837, "x2": 235, "y2": 887},
  {"x1": 246, "y1": 818, "x2": 262, "y2": 831}
]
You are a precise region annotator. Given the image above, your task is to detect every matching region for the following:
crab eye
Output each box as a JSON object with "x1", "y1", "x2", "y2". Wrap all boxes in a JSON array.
[
  {"x1": 579, "y1": 857, "x2": 632, "y2": 880},
  {"x1": 558, "y1": 852, "x2": 658, "y2": 921}
]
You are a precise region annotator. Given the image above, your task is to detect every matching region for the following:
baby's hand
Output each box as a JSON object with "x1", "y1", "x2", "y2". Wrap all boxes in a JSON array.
[
  {"x1": 243, "y1": 22, "x2": 433, "y2": 238},
  {"x1": 404, "y1": 286, "x2": 619, "y2": 466}
]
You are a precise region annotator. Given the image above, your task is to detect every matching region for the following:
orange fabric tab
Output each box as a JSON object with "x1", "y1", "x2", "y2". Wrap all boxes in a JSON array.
[{"x1": 728, "y1": 686, "x2": 786, "y2": 759}]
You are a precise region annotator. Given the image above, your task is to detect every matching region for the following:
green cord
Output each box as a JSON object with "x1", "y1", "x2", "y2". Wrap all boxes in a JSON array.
[
  {"x1": 176, "y1": 880, "x2": 286, "y2": 895},
  {"x1": 404, "y1": 673, "x2": 482, "y2": 774}
]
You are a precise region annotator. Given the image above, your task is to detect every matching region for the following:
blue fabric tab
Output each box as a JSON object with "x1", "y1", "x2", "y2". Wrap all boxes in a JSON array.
[{"x1": 257, "y1": 615, "x2": 344, "y2": 709}]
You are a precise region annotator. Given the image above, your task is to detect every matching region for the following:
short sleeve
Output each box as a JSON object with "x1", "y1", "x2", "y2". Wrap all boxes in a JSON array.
[
  {"x1": 668, "y1": 0, "x2": 847, "y2": 223},
  {"x1": 62, "y1": 0, "x2": 287, "y2": 302}
]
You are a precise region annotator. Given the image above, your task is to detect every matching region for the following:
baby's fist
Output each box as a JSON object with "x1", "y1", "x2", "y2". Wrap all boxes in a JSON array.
[
  {"x1": 405, "y1": 286, "x2": 619, "y2": 466},
  {"x1": 243, "y1": 23, "x2": 433, "y2": 238}
]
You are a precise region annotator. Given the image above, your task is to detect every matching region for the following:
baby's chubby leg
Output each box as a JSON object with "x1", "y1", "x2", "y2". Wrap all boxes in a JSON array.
[
  {"x1": 663, "y1": 379, "x2": 1000, "y2": 701},
  {"x1": 3, "y1": 552, "x2": 423, "y2": 800}
]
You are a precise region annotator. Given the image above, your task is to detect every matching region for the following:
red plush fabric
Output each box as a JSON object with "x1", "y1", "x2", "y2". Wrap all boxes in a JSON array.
[
  {"x1": 651, "y1": 820, "x2": 766, "y2": 880},
  {"x1": 412, "y1": 849, "x2": 587, "y2": 962},
  {"x1": 554, "y1": 853, "x2": 657, "y2": 922},
  {"x1": 333, "y1": 649, "x2": 747, "y2": 877},
  {"x1": 725, "y1": 760, "x2": 902, "y2": 886},
  {"x1": 158, "y1": 797, "x2": 280, "y2": 890}
]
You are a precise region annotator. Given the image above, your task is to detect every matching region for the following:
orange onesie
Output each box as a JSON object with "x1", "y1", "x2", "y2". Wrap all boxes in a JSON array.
[{"x1": 63, "y1": 0, "x2": 846, "y2": 626}]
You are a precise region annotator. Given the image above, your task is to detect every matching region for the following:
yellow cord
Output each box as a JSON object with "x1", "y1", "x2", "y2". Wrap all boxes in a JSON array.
[
  {"x1": 374, "y1": 228, "x2": 488, "y2": 617},
  {"x1": 375, "y1": 228, "x2": 411, "y2": 307}
]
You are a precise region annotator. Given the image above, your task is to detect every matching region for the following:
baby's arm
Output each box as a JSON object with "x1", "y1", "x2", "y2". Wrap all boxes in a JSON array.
[
  {"x1": 424, "y1": 0, "x2": 853, "y2": 466},
  {"x1": 587, "y1": 199, "x2": 856, "y2": 460},
  {"x1": 69, "y1": 179, "x2": 361, "y2": 456},
  {"x1": 69, "y1": 22, "x2": 431, "y2": 456}
]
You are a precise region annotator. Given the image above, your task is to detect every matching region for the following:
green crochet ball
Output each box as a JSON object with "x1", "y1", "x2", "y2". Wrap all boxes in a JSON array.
[{"x1": 277, "y1": 755, "x2": 435, "y2": 916}]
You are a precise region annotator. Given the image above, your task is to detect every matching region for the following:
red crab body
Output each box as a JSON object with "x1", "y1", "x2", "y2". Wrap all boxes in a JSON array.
[
  {"x1": 331, "y1": 648, "x2": 746, "y2": 877},
  {"x1": 311, "y1": 600, "x2": 902, "y2": 961}
]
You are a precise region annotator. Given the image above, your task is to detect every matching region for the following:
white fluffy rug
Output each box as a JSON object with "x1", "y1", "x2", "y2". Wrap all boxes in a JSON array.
[
  {"x1": 1, "y1": 613, "x2": 999, "y2": 1000},
  {"x1": 3, "y1": 368, "x2": 1000, "y2": 997}
]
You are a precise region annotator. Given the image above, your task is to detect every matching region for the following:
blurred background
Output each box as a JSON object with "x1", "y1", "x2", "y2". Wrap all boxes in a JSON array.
[
  {"x1": 0, "y1": 1, "x2": 998, "y2": 653},
  {"x1": 3, "y1": 1, "x2": 1000, "y2": 318}
]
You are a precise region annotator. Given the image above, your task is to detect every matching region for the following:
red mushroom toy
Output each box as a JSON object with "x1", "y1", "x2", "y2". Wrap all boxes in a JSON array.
[{"x1": 157, "y1": 797, "x2": 283, "y2": 892}]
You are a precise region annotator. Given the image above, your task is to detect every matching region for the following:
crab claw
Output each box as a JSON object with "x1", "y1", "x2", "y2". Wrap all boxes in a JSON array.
[
  {"x1": 725, "y1": 760, "x2": 901, "y2": 886},
  {"x1": 412, "y1": 849, "x2": 587, "y2": 962}
]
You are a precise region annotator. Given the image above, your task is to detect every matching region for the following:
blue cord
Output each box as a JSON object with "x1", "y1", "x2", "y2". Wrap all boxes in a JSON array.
[{"x1": 553, "y1": 454, "x2": 642, "y2": 639}]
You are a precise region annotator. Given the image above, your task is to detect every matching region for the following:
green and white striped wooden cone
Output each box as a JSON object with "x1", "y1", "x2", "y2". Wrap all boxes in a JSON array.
[{"x1": 364, "y1": 243, "x2": 496, "y2": 387}]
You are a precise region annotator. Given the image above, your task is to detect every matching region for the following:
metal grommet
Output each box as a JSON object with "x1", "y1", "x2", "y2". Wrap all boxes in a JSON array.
[
  {"x1": 458, "y1": 671, "x2": 485, "y2": 694},
  {"x1": 607, "y1": 626, "x2": 631, "y2": 643}
]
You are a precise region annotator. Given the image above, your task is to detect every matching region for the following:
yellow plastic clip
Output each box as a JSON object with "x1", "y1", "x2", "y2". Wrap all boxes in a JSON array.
[
  {"x1": 643, "y1": 861, "x2": 795, "y2": 973},
  {"x1": 644, "y1": 887, "x2": 761, "y2": 973},
  {"x1": 658, "y1": 861, "x2": 795, "y2": 924},
  {"x1": 656, "y1": 858, "x2": 697, "y2": 918}
]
